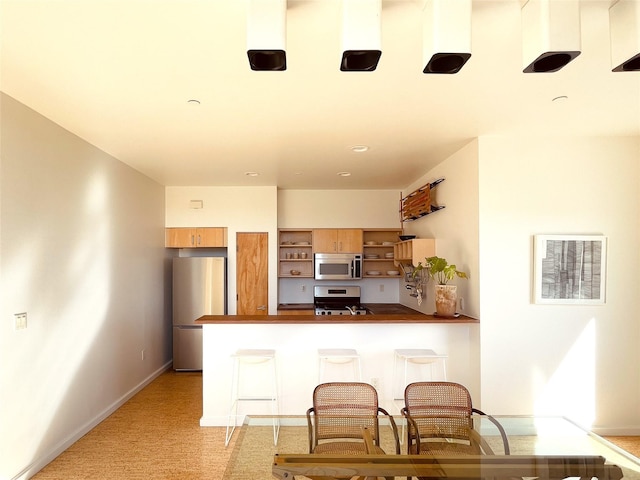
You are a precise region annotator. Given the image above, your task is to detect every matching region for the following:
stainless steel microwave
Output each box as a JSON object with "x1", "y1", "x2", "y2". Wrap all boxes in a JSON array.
[{"x1": 314, "y1": 253, "x2": 362, "y2": 280}]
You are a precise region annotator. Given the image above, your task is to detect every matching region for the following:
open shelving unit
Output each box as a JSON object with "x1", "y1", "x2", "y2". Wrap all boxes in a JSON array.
[
  {"x1": 278, "y1": 229, "x2": 313, "y2": 278},
  {"x1": 362, "y1": 229, "x2": 403, "y2": 278}
]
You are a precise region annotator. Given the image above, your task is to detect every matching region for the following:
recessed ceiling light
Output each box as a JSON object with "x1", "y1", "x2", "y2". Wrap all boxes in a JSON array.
[
  {"x1": 245, "y1": 171, "x2": 260, "y2": 177},
  {"x1": 187, "y1": 99, "x2": 201, "y2": 105},
  {"x1": 351, "y1": 145, "x2": 369, "y2": 153},
  {"x1": 337, "y1": 171, "x2": 352, "y2": 177}
]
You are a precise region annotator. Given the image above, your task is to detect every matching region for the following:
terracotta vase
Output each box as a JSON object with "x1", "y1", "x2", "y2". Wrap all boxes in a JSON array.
[{"x1": 435, "y1": 285, "x2": 457, "y2": 317}]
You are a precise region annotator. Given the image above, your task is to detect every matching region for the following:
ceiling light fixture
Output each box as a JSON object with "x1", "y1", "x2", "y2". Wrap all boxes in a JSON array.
[
  {"x1": 247, "y1": 0, "x2": 287, "y2": 71},
  {"x1": 245, "y1": 171, "x2": 260, "y2": 177},
  {"x1": 187, "y1": 99, "x2": 201, "y2": 105},
  {"x1": 522, "y1": 0, "x2": 581, "y2": 73},
  {"x1": 337, "y1": 171, "x2": 352, "y2": 177},
  {"x1": 552, "y1": 95, "x2": 568, "y2": 102},
  {"x1": 351, "y1": 145, "x2": 369, "y2": 152},
  {"x1": 610, "y1": 0, "x2": 640, "y2": 72},
  {"x1": 340, "y1": 0, "x2": 382, "y2": 72},
  {"x1": 422, "y1": 0, "x2": 472, "y2": 74}
]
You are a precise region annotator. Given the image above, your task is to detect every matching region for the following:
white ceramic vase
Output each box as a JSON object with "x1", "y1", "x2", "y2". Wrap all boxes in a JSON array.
[{"x1": 435, "y1": 284, "x2": 457, "y2": 317}]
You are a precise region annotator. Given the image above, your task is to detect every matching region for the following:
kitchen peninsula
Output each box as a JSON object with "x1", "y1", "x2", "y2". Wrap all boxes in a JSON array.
[{"x1": 196, "y1": 313, "x2": 479, "y2": 427}]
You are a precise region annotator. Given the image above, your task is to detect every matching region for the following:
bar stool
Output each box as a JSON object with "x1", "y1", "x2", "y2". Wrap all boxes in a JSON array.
[
  {"x1": 225, "y1": 349, "x2": 279, "y2": 446},
  {"x1": 392, "y1": 348, "x2": 448, "y2": 400},
  {"x1": 393, "y1": 348, "x2": 447, "y2": 443},
  {"x1": 318, "y1": 348, "x2": 362, "y2": 382}
]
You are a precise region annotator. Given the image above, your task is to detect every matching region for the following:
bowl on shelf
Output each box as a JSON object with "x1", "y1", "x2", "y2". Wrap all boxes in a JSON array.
[
  {"x1": 366, "y1": 271, "x2": 381, "y2": 276},
  {"x1": 365, "y1": 241, "x2": 378, "y2": 245},
  {"x1": 386, "y1": 270, "x2": 400, "y2": 276},
  {"x1": 399, "y1": 235, "x2": 416, "y2": 241},
  {"x1": 290, "y1": 270, "x2": 301, "y2": 275}
]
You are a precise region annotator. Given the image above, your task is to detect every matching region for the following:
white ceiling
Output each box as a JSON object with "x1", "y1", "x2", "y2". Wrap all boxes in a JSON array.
[{"x1": 1, "y1": 0, "x2": 639, "y2": 190}]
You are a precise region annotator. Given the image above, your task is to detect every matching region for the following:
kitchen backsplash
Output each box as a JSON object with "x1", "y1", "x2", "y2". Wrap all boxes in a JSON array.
[{"x1": 279, "y1": 278, "x2": 400, "y2": 304}]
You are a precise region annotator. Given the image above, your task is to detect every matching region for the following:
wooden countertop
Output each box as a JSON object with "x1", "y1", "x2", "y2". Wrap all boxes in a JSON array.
[{"x1": 196, "y1": 313, "x2": 477, "y2": 324}]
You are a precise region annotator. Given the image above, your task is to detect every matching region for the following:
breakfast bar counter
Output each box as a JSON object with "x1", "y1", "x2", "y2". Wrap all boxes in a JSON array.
[
  {"x1": 198, "y1": 311, "x2": 480, "y2": 427},
  {"x1": 196, "y1": 313, "x2": 478, "y2": 324}
]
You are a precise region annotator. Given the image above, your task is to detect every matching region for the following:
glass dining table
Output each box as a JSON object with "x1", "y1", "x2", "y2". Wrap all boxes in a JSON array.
[{"x1": 222, "y1": 415, "x2": 640, "y2": 480}]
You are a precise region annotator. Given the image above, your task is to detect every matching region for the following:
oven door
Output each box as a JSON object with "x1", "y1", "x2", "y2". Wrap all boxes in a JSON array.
[{"x1": 314, "y1": 254, "x2": 359, "y2": 280}]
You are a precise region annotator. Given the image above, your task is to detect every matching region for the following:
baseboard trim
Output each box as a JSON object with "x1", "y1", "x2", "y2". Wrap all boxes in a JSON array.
[
  {"x1": 593, "y1": 426, "x2": 640, "y2": 436},
  {"x1": 13, "y1": 361, "x2": 172, "y2": 480}
]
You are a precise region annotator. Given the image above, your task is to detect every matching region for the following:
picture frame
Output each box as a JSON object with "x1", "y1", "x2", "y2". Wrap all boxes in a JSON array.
[{"x1": 533, "y1": 234, "x2": 607, "y2": 305}]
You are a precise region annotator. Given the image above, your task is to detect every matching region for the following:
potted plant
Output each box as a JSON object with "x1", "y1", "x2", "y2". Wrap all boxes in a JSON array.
[{"x1": 413, "y1": 256, "x2": 468, "y2": 317}]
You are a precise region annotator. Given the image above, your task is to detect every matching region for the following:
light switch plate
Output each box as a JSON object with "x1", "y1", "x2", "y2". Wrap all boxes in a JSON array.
[{"x1": 14, "y1": 312, "x2": 27, "y2": 330}]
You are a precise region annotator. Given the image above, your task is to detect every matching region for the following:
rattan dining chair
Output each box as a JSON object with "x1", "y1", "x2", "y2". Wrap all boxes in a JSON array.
[
  {"x1": 401, "y1": 381, "x2": 510, "y2": 456},
  {"x1": 306, "y1": 382, "x2": 401, "y2": 455}
]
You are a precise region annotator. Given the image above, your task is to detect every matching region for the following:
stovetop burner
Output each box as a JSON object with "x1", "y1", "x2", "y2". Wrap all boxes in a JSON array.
[{"x1": 313, "y1": 285, "x2": 367, "y2": 315}]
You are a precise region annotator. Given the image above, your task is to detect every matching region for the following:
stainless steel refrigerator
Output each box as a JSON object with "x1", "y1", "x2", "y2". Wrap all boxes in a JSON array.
[{"x1": 173, "y1": 257, "x2": 226, "y2": 371}]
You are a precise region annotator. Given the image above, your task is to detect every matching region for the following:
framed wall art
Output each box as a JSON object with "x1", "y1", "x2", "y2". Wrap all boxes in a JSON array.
[{"x1": 533, "y1": 235, "x2": 607, "y2": 305}]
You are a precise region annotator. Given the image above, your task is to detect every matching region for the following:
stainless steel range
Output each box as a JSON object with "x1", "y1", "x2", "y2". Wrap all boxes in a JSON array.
[{"x1": 314, "y1": 285, "x2": 367, "y2": 315}]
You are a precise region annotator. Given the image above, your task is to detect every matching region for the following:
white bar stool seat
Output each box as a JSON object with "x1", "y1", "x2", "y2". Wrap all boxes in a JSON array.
[
  {"x1": 392, "y1": 348, "x2": 448, "y2": 400},
  {"x1": 318, "y1": 348, "x2": 362, "y2": 382},
  {"x1": 225, "y1": 349, "x2": 279, "y2": 446}
]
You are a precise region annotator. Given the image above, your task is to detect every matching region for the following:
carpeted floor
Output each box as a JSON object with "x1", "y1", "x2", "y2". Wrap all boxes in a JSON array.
[{"x1": 32, "y1": 370, "x2": 640, "y2": 479}]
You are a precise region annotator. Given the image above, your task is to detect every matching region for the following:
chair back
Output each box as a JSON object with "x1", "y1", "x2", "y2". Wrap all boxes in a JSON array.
[
  {"x1": 403, "y1": 381, "x2": 480, "y2": 454},
  {"x1": 311, "y1": 382, "x2": 381, "y2": 445}
]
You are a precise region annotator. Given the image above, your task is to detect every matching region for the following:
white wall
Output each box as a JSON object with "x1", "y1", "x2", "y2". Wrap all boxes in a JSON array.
[
  {"x1": 0, "y1": 93, "x2": 171, "y2": 479},
  {"x1": 392, "y1": 139, "x2": 481, "y2": 400},
  {"x1": 399, "y1": 140, "x2": 480, "y2": 319},
  {"x1": 165, "y1": 186, "x2": 278, "y2": 314},
  {"x1": 277, "y1": 189, "x2": 403, "y2": 303},
  {"x1": 478, "y1": 135, "x2": 640, "y2": 434},
  {"x1": 278, "y1": 190, "x2": 402, "y2": 228}
]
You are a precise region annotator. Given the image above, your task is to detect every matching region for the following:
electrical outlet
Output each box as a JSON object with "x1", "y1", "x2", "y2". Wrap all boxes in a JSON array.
[
  {"x1": 379, "y1": 284, "x2": 384, "y2": 292},
  {"x1": 14, "y1": 313, "x2": 27, "y2": 330},
  {"x1": 459, "y1": 297, "x2": 465, "y2": 311},
  {"x1": 301, "y1": 285, "x2": 306, "y2": 292},
  {"x1": 141, "y1": 350, "x2": 145, "y2": 361}
]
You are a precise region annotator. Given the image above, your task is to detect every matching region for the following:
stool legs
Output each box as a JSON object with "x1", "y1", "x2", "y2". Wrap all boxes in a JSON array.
[{"x1": 225, "y1": 349, "x2": 279, "y2": 446}]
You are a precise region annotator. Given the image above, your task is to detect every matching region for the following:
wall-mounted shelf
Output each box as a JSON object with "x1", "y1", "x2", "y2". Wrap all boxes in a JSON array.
[
  {"x1": 394, "y1": 238, "x2": 436, "y2": 268},
  {"x1": 400, "y1": 178, "x2": 445, "y2": 222}
]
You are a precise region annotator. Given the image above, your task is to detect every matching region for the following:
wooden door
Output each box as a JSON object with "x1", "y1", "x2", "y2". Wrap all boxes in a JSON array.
[{"x1": 237, "y1": 232, "x2": 269, "y2": 315}]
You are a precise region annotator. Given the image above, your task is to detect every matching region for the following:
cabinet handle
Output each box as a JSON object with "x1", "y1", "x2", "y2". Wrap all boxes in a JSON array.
[
  {"x1": 197, "y1": 234, "x2": 201, "y2": 246},
  {"x1": 191, "y1": 234, "x2": 195, "y2": 246}
]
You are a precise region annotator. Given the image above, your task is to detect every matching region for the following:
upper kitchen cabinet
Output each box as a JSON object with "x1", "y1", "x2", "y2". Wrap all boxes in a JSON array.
[
  {"x1": 165, "y1": 227, "x2": 228, "y2": 248},
  {"x1": 313, "y1": 229, "x2": 363, "y2": 254}
]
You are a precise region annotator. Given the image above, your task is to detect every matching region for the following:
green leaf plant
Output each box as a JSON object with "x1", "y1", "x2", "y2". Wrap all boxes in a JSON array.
[{"x1": 412, "y1": 256, "x2": 468, "y2": 285}]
